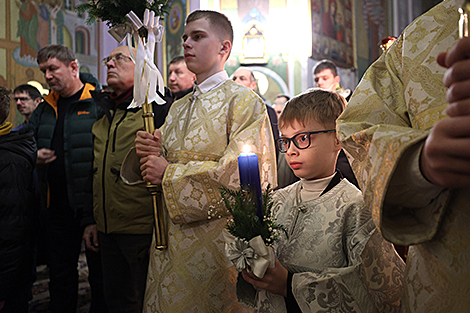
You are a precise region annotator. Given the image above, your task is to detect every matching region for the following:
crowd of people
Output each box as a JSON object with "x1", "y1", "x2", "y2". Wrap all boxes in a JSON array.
[{"x1": 1, "y1": 1, "x2": 469, "y2": 312}]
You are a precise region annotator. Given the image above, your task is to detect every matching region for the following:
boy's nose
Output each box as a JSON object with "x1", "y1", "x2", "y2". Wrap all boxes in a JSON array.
[{"x1": 286, "y1": 143, "x2": 299, "y2": 155}]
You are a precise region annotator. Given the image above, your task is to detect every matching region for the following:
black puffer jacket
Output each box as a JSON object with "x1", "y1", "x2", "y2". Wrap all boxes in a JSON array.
[{"x1": 0, "y1": 129, "x2": 37, "y2": 301}]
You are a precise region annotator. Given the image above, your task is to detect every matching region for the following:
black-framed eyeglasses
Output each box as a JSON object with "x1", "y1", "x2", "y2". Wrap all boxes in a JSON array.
[
  {"x1": 101, "y1": 53, "x2": 133, "y2": 66},
  {"x1": 277, "y1": 129, "x2": 336, "y2": 153},
  {"x1": 14, "y1": 97, "x2": 32, "y2": 102}
]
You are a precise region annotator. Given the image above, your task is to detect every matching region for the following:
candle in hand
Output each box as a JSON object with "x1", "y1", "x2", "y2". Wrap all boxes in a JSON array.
[{"x1": 238, "y1": 145, "x2": 263, "y2": 222}]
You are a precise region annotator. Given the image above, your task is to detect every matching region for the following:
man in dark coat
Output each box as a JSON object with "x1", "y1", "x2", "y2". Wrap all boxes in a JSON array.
[
  {"x1": 0, "y1": 86, "x2": 37, "y2": 313},
  {"x1": 27, "y1": 45, "x2": 107, "y2": 313}
]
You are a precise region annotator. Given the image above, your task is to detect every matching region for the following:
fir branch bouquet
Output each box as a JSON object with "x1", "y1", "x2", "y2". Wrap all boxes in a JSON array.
[
  {"x1": 75, "y1": 0, "x2": 171, "y2": 27},
  {"x1": 220, "y1": 185, "x2": 285, "y2": 278},
  {"x1": 221, "y1": 185, "x2": 284, "y2": 245}
]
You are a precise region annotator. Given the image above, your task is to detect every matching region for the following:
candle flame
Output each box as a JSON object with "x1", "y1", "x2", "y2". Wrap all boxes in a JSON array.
[{"x1": 242, "y1": 145, "x2": 251, "y2": 154}]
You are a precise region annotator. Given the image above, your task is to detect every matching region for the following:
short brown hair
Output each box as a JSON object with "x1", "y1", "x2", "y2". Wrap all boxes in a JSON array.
[
  {"x1": 37, "y1": 45, "x2": 77, "y2": 66},
  {"x1": 279, "y1": 88, "x2": 346, "y2": 130},
  {"x1": 0, "y1": 86, "x2": 11, "y2": 125},
  {"x1": 169, "y1": 56, "x2": 185, "y2": 66},
  {"x1": 186, "y1": 10, "x2": 233, "y2": 43}
]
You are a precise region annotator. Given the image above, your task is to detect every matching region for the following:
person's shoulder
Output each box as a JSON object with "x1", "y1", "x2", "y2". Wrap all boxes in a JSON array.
[
  {"x1": 223, "y1": 80, "x2": 254, "y2": 95},
  {"x1": 324, "y1": 178, "x2": 365, "y2": 210},
  {"x1": 0, "y1": 130, "x2": 36, "y2": 164},
  {"x1": 272, "y1": 181, "x2": 300, "y2": 202},
  {"x1": 221, "y1": 81, "x2": 264, "y2": 104}
]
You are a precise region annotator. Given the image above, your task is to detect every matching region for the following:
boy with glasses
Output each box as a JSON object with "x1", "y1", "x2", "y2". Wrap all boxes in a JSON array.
[{"x1": 239, "y1": 89, "x2": 404, "y2": 312}]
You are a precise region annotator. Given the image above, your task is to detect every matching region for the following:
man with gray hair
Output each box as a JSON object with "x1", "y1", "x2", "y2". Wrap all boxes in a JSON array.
[
  {"x1": 27, "y1": 45, "x2": 107, "y2": 313},
  {"x1": 232, "y1": 66, "x2": 280, "y2": 158}
]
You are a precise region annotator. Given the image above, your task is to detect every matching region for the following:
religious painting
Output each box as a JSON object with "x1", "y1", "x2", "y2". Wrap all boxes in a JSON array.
[
  {"x1": 163, "y1": 0, "x2": 188, "y2": 77},
  {"x1": 311, "y1": 0, "x2": 355, "y2": 68}
]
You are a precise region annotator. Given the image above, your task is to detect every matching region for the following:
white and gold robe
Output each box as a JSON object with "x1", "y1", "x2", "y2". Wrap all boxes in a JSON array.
[
  {"x1": 338, "y1": 1, "x2": 470, "y2": 311},
  {"x1": 142, "y1": 74, "x2": 277, "y2": 312},
  {"x1": 239, "y1": 178, "x2": 404, "y2": 312}
]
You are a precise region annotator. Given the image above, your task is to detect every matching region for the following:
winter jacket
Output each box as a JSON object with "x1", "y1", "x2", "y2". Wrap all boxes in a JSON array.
[
  {"x1": 0, "y1": 129, "x2": 37, "y2": 301},
  {"x1": 26, "y1": 83, "x2": 100, "y2": 225},
  {"x1": 91, "y1": 90, "x2": 172, "y2": 234}
]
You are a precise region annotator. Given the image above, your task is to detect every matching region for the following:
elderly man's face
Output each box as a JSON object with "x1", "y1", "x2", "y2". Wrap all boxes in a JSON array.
[
  {"x1": 232, "y1": 68, "x2": 257, "y2": 90},
  {"x1": 104, "y1": 46, "x2": 135, "y2": 95}
]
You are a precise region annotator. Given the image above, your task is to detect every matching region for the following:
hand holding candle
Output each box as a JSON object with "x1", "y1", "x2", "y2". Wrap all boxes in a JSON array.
[{"x1": 238, "y1": 145, "x2": 264, "y2": 222}]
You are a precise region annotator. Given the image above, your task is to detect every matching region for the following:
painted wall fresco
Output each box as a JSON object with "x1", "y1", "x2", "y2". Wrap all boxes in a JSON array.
[
  {"x1": 311, "y1": 0, "x2": 355, "y2": 68},
  {"x1": 1, "y1": 0, "x2": 99, "y2": 125}
]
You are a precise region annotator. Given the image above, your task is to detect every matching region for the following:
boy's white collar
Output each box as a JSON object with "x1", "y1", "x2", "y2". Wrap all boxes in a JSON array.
[{"x1": 193, "y1": 71, "x2": 228, "y2": 96}]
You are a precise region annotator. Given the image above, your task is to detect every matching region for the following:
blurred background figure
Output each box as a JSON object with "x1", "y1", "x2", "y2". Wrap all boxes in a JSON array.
[
  {"x1": 12, "y1": 84, "x2": 42, "y2": 131},
  {"x1": 168, "y1": 56, "x2": 196, "y2": 100},
  {"x1": 272, "y1": 94, "x2": 290, "y2": 120},
  {"x1": 313, "y1": 59, "x2": 351, "y2": 101},
  {"x1": 232, "y1": 66, "x2": 279, "y2": 158},
  {"x1": 0, "y1": 86, "x2": 37, "y2": 313}
]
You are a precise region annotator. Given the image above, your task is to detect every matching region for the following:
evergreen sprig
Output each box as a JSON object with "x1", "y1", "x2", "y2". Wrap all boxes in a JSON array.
[
  {"x1": 221, "y1": 185, "x2": 285, "y2": 246},
  {"x1": 75, "y1": 0, "x2": 171, "y2": 27}
]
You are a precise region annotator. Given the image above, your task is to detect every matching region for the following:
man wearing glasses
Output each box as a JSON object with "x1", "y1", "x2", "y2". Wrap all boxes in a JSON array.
[
  {"x1": 85, "y1": 45, "x2": 172, "y2": 312},
  {"x1": 12, "y1": 84, "x2": 42, "y2": 131}
]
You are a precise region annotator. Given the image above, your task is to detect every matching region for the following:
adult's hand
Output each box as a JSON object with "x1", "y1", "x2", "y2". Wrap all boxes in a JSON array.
[
  {"x1": 140, "y1": 154, "x2": 168, "y2": 185},
  {"x1": 241, "y1": 258, "x2": 288, "y2": 297},
  {"x1": 420, "y1": 37, "x2": 470, "y2": 188},
  {"x1": 135, "y1": 129, "x2": 162, "y2": 159},
  {"x1": 37, "y1": 148, "x2": 56, "y2": 164},
  {"x1": 83, "y1": 224, "x2": 99, "y2": 252}
]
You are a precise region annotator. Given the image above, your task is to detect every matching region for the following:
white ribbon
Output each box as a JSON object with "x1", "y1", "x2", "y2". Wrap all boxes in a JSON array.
[
  {"x1": 128, "y1": 9, "x2": 166, "y2": 108},
  {"x1": 108, "y1": 9, "x2": 166, "y2": 109},
  {"x1": 223, "y1": 230, "x2": 275, "y2": 279}
]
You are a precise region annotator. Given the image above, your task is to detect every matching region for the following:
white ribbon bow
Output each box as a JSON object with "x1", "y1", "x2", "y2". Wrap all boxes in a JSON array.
[
  {"x1": 128, "y1": 9, "x2": 166, "y2": 108},
  {"x1": 107, "y1": 9, "x2": 166, "y2": 109},
  {"x1": 223, "y1": 230, "x2": 275, "y2": 279}
]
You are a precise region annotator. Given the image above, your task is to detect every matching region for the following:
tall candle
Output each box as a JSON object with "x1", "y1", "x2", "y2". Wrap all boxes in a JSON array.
[{"x1": 238, "y1": 145, "x2": 263, "y2": 222}]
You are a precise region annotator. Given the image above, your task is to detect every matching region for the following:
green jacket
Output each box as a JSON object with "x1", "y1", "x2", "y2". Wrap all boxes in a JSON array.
[
  {"x1": 27, "y1": 83, "x2": 100, "y2": 224},
  {"x1": 91, "y1": 90, "x2": 171, "y2": 234}
]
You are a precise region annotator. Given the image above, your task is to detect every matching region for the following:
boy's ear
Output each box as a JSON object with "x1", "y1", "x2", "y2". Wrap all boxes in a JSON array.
[{"x1": 219, "y1": 40, "x2": 231, "y2": 55}]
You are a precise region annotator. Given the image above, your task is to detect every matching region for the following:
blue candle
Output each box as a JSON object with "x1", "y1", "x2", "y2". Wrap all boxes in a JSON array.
[{"x1": 238, "y1": 146, "x2": 263, "y2": 222}]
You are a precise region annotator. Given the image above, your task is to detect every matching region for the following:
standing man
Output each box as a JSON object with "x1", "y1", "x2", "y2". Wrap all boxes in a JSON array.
[
  {"x1": 232, "y1": 66, "x2": 280, "y2": 155},
  {"x1": 84, "y1": 45, "x2": 172, "y2": 312},
  {"x1": 127, "y1": 10, "x2": 276, "y2": 312},
  {"x1": 27, "y1": 45, "x2": 107, "y2": 313},
  {"x1": 272, "y1": 94, "x2": 290, "y2": 120},
  {"x1": 313, "y1": 59, "x2": 351, "y2": 101},
  {"x1": 12, "y1": 84, "x2": 42, "y2": 130},
  {"x1": 167, "y1": 56, "x2": 196, "y2": 100}
]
